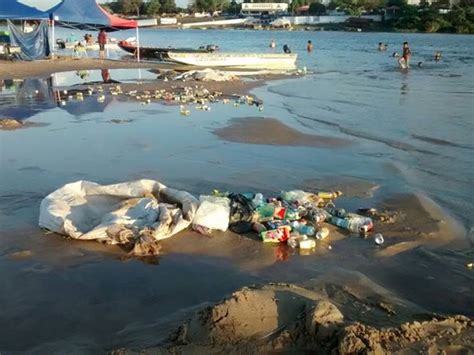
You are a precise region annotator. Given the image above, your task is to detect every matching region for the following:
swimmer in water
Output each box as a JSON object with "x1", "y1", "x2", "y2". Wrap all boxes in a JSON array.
[
  {"x1": 283, "y1": 44, "x2": 291, "y2": 54},
  {"x1": 378, "y1": 42, "x2": 386, "y2": 51},
  {"x1": 400, "y1": 41, "x2": 412, "y2": 68},
  {"x1": 270, "y1": 39, "x2": 276, "y2": 49},
  {"x1": 435, "y1": 51, "x2": 442, "y2": 61},
  {"x1": 307, "y1": 40, "x2": 313, "y2": 52}
]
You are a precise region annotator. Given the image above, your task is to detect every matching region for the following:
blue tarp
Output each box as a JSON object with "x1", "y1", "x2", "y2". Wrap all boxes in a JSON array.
[
  {"x1": 8, "y1": 20, "x2": 51, "y2": 60},
  {"x1": 0, "y1": 0, "x2": 48, "y2": 20}
]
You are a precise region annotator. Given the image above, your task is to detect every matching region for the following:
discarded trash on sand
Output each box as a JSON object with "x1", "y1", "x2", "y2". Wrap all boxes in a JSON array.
[{"x1": 39, "y1": 182, "x2": 383, "y2": 256}]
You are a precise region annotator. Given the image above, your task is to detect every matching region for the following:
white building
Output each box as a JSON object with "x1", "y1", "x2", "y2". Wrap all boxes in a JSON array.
[
  {"x1": 241, "y1": 3, "x2": 289, "y2": 16},
  {"x1": 406, "y1": 0, "x2": 459, "y2": 6}
]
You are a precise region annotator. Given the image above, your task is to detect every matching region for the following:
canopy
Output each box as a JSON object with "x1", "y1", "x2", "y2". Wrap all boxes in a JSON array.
[
  {"x1": 49, "y1": 0, "x2": 138, "y2": 30},
  {"x1": 0, "y1": 0, "x2": 49, "y2": 20}
]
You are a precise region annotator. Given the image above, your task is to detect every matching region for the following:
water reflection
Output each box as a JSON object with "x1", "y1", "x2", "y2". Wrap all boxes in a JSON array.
[
  {"x1": 0, "y1": 77, "x2": 56, "y2": 120},
  {"x1": 0, "y1": 69, "x2": 158, "y2": 120}
]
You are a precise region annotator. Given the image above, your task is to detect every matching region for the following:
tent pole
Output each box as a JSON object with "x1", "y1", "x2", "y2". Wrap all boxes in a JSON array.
[
  {"x1": 136, "y1": 26, "x2": 140, "y2": 63},
  {"x1": 51, "y1": 19, "x2": 55, "y2": 59}
]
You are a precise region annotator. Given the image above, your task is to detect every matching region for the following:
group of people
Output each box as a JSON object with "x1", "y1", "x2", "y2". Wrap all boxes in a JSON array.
[
  {"x1": 270, "y1": 39, "x2": 314, "y2": 54},
  {"x1": 73, "y1": 29, "x2": 108, "y2": 59},
  {"x1": 380, "y1": 41, "x2": 442, "y2": 69}
]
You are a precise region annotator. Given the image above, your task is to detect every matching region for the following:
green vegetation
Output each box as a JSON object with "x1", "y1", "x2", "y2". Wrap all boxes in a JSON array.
[
  {"x1": 387, "y1": 0, "x2": 474, "y2": 33},
  {"x1": 103, "y1": 0, "x2": 473, "y2": 33},
  {"x1": 105, "y1": 0, "x2": 177, "y2": 15},
  {"x1": 298, "y1": 0, "x2": 473, "y2": 33}
]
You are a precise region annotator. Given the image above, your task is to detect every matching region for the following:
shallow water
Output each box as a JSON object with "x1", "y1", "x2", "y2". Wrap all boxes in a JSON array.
[{"x1": 0, "y1": 30, "x2": 473, "y2": 352}]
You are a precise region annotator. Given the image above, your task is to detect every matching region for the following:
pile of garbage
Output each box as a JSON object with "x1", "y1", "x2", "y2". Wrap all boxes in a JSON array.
[
  {"x1": 39, "y1": 180, "x2": 385, "y2": 255},
  {"x1": 192, "y1": 189, "x2": 383, "y2": 249}
]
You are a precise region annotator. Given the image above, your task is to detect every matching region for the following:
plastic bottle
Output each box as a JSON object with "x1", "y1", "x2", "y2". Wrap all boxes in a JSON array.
[
  {"x1": 288, "y1": 236, "x2": 299, "y2": 248},
  {"x1": 330, "y1": 216, "x2": 373, "y2": 234},
  {"x1": 281, "y1": 190, "x2": 310, "y2": 204},
  {"x1": 317, "y1": 191, "x2": 343, "y2": 200},
  {"x1": 298, "y1": 225, "x2": 315, "y2": 236},
  {"x1": 289, "y1": 221, "x2": 315, "y2": 236},
  {"x1": 284, "y1": 208, "x2": 300, "y2": 221},
  {"x1": 308, "y1": 208, "x2": 329, "y2": 224},
  {"x1": 327, "y1": 207, "x2": 347, "y2": 218},
  {"x1": 252, "y1": 193, "x2": 264, "y2": 208},
  {"x1": 315, "y1": 227, "x2": 329, "y2": 240},
  {"x1": 299, "y1": 238, "x2": 316, "y2": 249}
]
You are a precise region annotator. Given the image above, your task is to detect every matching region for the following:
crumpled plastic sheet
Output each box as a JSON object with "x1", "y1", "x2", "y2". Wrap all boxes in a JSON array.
[
  {"x1": 174, "y1": 68, "x2": 239, "y2": 82},
  {"x1": 38, "y1": 180, "x2": 199, "y2": 256}
]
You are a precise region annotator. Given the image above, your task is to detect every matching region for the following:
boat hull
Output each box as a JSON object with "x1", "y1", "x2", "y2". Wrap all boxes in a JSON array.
[
  {"x1": 166, "y1": 52, "x2": 298, "y2": 70},
  {"x1": 117, "y1": 41, "x2": 209, "y2": 60}
]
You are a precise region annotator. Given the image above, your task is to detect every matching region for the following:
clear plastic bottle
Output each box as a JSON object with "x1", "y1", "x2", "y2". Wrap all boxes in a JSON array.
[
  {"x1": 330, "y1": 216, "x2": 372, "y2": 234},
  {"x1": 252, "y1": 193, "x2": 264, "y2": 208},
  {"x1": 315, "y1": 227, "x2": 329, "y2": 240}
]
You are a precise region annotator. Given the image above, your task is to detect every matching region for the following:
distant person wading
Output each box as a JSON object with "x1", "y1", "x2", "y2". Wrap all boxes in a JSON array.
[
  {"x1": 398, "y1": 41, "x2": 412, "y2": 69},
  {"x1": 98, "y1": 28, "x2": 108, "y2": 60},
  {"x1": 307, "y1": 40, "x2": 313, "y2": 52}
]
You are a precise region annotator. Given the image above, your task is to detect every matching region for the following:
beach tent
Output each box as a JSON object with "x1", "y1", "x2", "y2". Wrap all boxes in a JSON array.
[
  {"x1": 48, "y1": 0, "x2": 137, "y2": 30},
  {"x1": 0, "y1": 1, "x2": 50, "y2": 60},
  {"x1": 47, "y1": 0, "x2": 140, "y2": 60},
  {"x1": 0, "y1": 0, "x2": 49, "y2": 20}
]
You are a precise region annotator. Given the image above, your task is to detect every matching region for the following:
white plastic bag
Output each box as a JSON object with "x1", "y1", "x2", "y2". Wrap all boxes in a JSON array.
[
  {"x1": 38, "y1": 179, "x2": 199, "y2": 254},
  {"x1": 193, "y1": 195, "x2": 230, "y2": 232}
]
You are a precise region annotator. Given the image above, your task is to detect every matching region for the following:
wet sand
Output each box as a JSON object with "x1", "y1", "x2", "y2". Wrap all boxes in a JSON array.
[
  {"x1": 214, "y1": 117, "x2": 351, "y2": 147},
  {"x1": 0, "y1": 118, "x2": 48, "y2": 131},
  {"x1": 2, "y1": 183, "x2": 472, "y2": 353}
]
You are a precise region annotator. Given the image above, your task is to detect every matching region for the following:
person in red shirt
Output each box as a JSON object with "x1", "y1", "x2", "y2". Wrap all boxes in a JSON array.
[{"x1": 98, "y1": 29, "x2": 107, "y2": 60}]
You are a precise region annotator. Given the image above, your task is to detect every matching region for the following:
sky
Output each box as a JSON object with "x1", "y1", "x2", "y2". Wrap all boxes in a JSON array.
[{"x1": 23, "y1": 0, "x2": 190, "y2": 11}]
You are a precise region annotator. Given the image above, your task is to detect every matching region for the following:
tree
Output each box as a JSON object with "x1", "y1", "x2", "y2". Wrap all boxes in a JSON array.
[
  {"x1": 160, "y1": 0, "x2": 177, "y2": 13},
  {"x1": 145, "y1": 0, "x2": 161, "y2": 15},
  {"x1": 192, "y1": 0, "x2": 228, "y2": 13},
  {"x1": 309, "y1": 2, "x2": 327, "y2": 15},
  {"x1": 120, "y1": 0, "x2": 144, "y2": 15}
]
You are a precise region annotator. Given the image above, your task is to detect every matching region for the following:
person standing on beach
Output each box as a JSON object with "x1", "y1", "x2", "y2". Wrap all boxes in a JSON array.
[
  {"x1": 98, "y1": 29, "x2": 108, "y2": 60},
  {"x1": 270, "y1": 39, "x2": 276, "y2": 49},
  {"x1": 399, "y1": 42, "x2": 412, "y2": 69},
  {"x1": 307, "y1": 40, "x2": 314, "y2": 52}
]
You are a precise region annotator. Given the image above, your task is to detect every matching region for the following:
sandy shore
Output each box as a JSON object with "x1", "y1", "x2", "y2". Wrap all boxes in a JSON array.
[
  {"x1": 214, "y1": 117, "x2": 351, "y2": 147},
  {"x1": 0, "y1": 57, "x2": 172, "y2": 80}
]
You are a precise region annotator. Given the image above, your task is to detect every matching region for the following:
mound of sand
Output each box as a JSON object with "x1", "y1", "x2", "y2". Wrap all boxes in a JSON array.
[
  {"x1": 160, "y1": 283, "x2": 473, "y2": 354},
  {"x1": 0, "y1": 118, "x2": 44, "y2": 131},
  {"x1": 0, "y1": 118, "x2": 23, "y2": 130}
]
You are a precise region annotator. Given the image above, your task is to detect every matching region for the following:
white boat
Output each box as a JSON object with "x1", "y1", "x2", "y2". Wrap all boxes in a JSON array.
[
  {"x1": 63, "y1": 43, "x2": 120, "y2": 51},
  {"x1": 166, "y1": 52, "x2": 298, "y2": 70}
]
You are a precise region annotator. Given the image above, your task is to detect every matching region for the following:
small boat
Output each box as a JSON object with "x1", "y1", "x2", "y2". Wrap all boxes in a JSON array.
[
  {"x1": 166, "y1": 52, "x2": 298, "y2": 70},
  {"x1": 117, "y1": 40, "x2": 215, "y2": 60}
]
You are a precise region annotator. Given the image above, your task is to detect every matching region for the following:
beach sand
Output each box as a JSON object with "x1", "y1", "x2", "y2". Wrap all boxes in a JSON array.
[{"x1": 1, "y1": 58, "x2": 472, "y2": 353}]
